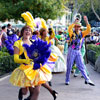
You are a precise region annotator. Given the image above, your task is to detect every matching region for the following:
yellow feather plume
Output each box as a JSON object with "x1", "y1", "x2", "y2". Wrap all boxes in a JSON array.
[
  {"x1": 40, "y1": 18, "x2": 47, "y2": 30},
  {"x1": 21, "y1": 12, "x2": 31, "y2": 23},
  {"x1": 26, "y1": 11, "x2": 36, "y2": 27},
  {"x1": 21, "y1": 12, "x2": 36, "y2": 32}
]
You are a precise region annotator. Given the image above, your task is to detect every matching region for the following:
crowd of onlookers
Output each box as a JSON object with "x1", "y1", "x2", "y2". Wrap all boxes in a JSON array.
[
  {"x1": 85, "y1": 31, "x2": 100, "y2": 44},
  {"x1": 0, "y1": 24, "x2": 20, "y2": 50},
  {"x1": 0, "y1": 23, "x2": 100, "y2": 51}
]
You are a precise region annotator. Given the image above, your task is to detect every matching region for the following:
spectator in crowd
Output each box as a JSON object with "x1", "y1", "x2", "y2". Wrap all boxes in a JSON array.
[
  {"x1": 99, "y1": 33, "x2": 100, "y2": 42},
  {"x1": 16, "y1": 29, "x2": 20, "y2": 39},
  {"x1": 1, "y1": 26, "x2": 7, "y2": 47},
  {"x1": 7, "y1": 24, "x2": 14, "y2": 36},
  {"x1": 85, "y1": 34, "x2": 91, "y2": 44},
  {"x1": 90, "y1": 32, "x2": 97, "y2": 44},
  {"x1": 0, "y1": 30, "x2": 3, "y2": 50}
]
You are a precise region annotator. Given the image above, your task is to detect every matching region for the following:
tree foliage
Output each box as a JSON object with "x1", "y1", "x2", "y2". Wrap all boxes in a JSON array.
[
  {"x1": 0, "y1": 0, "x2": 67, "y2": 21},
  {"x1": 66, "y1": 0, "x2": 100, "y2": 23},
  {"x1": 79, "y1": 0, "x2": 100, "y2": 22}
]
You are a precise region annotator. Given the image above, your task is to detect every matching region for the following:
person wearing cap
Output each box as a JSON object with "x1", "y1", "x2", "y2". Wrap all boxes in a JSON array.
[{"x1": 65, "y1": 16, "x2": 95, "y2": 86}]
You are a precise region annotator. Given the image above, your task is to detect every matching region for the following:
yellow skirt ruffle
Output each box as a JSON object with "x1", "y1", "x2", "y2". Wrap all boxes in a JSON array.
[
  {"x1": 10, "y1": 63, "x2": 52, "y2": 87},
  {"x1": 10, "y1": 53, "x2": 57, "y2": 87}
]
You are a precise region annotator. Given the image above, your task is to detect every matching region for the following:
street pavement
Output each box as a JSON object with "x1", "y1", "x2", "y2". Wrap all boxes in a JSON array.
[{"x1": 0, "y1": 64, "x2": 100, "y2": 100}]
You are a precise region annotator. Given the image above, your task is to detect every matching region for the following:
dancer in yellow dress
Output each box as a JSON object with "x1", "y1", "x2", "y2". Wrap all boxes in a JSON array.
[
  {"x1": 10, "y1": 25, "x2": 53, "y2": 100},
  {"x1": 10, "y1": 12, "x2": 58, "y2": 100}
]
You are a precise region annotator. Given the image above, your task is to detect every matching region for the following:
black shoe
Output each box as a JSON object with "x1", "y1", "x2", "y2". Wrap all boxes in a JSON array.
[
  {"x1": 74, "y1": 75, "x2": 78, "y2": 77},
  {"x1": 24, "y1": 96, "x2": 31, "y2": 100},
  {"x1": 81, "y1": 76, "x2": 84, "y2": 78},
  {"x1": 52, "y1": 90, "x2": 58, "y2": 100},
  {"x1": 65, "y1": 82, "x2": 69, "y2": 85},
  {"x1": 19, "y1": 99, "x2": 23, "y2": 100},
  {"x1": 48, "y1": 81, "x2": 52, "y2": 86},
  {"x1": 18, "y1": 88, "x2": 23, "y2": 100},
  {"x1": 85, "y1": 80, "x2": 95, "y2": 86},
  {"x1": 71, "y1": 70, "x2": 74, "y2": 73}
]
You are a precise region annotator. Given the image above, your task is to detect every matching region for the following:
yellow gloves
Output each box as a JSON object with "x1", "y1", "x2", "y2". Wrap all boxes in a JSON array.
[{"x1": 14, "y1": 54, "x2": 33, "y2": 64}]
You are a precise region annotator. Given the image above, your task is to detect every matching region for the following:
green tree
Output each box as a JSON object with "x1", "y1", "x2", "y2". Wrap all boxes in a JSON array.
[
  {"x1": 79, "y1": 0, "x2": 100, "y2": 21},
  {"x1": 0, "y1": 0, "x2": 68, "y2": 21},
  {"x1": 66, "y1": 0, "x2": 100, "y2": 23}
]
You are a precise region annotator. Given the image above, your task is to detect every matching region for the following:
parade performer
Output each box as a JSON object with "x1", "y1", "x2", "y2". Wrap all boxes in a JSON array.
[
  {"x1": 23, "y1": 13, "x2": 58, "y2": 100},
  {"x1": 65, "y1": 16, "x2": 95, "y2": 86},
  {"x1": 51, "y1": 41, "x2": 66, "y2": 72},
  {"x1": 9, "y1": 25, "x2": 57, "y2": 100},
  {"x1": 39, "y1": 27, "x2": 66, "y2": 73},
  {"x1": 63, "y1": 31, "x2": 69, "y2": 55},
  {"x1": 55, "y1": 31, "x2": 66, "y2": 53},
  {"x1": 39, "y1": 18, "x2": 54, "y2": 44},
  {"x1": 9, "y1": 26, "x2": 40, "y2": 100},
  {"x1": 10, "y1": 12, "x2": 58, "y2": 100}
]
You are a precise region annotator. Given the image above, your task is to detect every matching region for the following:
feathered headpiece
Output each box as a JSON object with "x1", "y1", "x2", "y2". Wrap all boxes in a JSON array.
[
  {"x1": 21, "y1": 11, "x2": 36, "y2": 32},
  {"x1": 40, "y1": 18, "x2": 48, "y2": 30}
]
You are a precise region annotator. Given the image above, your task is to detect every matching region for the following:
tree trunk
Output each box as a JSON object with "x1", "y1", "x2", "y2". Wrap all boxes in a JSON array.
[
  {"x1": 71, "y1": 0, "x2": 78, "y2": 23},
  {"x1": 91, "y1": 0, "x2": 100, "y2": 21},
  {"x1": 72, "y1": 0, "x2": 87, "y2": 23}
]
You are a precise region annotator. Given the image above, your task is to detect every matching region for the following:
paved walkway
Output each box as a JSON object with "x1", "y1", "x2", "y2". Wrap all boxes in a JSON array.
[{"x1": 0, "y1": 64, "x2": 100, "y2": 100}]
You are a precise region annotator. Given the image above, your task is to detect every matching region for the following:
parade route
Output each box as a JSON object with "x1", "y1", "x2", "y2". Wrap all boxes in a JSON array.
[{"x1": 0, "y1": 64, "x2": 100, "y2": 100}]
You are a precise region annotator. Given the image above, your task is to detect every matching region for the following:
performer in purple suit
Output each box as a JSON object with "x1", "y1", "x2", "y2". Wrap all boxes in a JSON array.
[{"x1": 65, "y1": 16, "x2": 95, "y2": 86}]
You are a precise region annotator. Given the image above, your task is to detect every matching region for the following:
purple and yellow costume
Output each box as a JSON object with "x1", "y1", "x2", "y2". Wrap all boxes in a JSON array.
[
  {"x1": 10, "y1": 12, "x2": 58, "y2": 87},
  {"x1": 65, "y1": 23, "x2": 91, "y2": 83},
  {"x1": 74, "y1": 38, "x2": 89, "y2": 76},
  {"x1": 10, "y1": 38, "x2": 57, "y2": 87}
]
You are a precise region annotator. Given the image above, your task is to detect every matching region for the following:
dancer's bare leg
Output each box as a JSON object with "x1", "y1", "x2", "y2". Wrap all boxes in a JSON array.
[
  {"x1": 25, "y1": 83, "x2": 58, "y2": 100},
  {"x1": 30, "y1": 85, "x2": 41, "y2": 100},
  {"x1": 42, "y1": 83, "x2": 53, "y2": 94},
  {"x1": 18, "y1": 87, "x2": 28, "y2": 100},
  {"x1": 42, "y1": 83, "x2": 58, "y2": 100},
  {"x1": 22, "y1": 87, "x2": 28, "y2": 95}
]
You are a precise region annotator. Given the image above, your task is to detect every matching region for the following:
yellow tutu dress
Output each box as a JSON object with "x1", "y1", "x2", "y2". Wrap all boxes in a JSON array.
[{"x1": 10, "y1": 39, "x2": 57, "y2": 87}]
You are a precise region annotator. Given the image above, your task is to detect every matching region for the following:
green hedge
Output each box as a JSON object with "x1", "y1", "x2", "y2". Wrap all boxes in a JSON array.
[
  {"x1": 1, "y1": 47, "x2": 8, "y2": 52},
  {"x1": 0, "y1": 48, "x2": 19, "y2": 76},
  {"x1": 87, "y1": 44, "x2": 100, "y2": 59}
]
